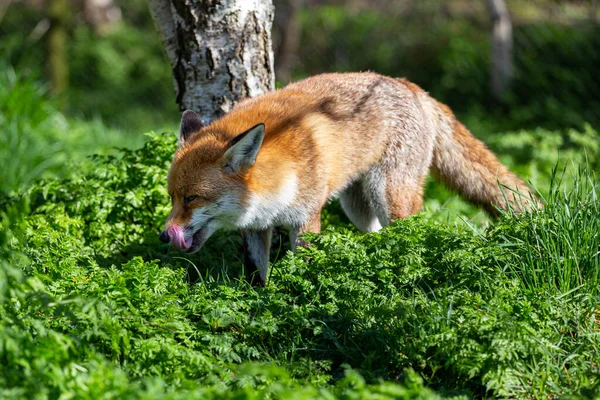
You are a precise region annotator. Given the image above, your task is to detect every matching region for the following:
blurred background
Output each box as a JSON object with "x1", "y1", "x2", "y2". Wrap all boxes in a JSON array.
[{"x1": 1, "y1": 0, "x2": 599, "y2": 218}]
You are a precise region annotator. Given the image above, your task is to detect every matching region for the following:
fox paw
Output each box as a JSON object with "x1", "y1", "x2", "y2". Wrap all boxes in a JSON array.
[
  {"x1": 248, "y1": 273, "x2": 265, "y2": 287},
  {"x1": 295, "y1": 238, "x2": 313, "y2": 264},
  {"x1": 295, "y1": 238, "x2": 312, "y2": 249}
]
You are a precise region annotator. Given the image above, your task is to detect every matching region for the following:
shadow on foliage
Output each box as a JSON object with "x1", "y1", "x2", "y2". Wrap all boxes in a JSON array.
[
  {"x1": 91, "y1": 230, "x2": 247, "y2": 284},
  {"x1": 91, "y1": 200, "x2": 353, "y2": 285}
]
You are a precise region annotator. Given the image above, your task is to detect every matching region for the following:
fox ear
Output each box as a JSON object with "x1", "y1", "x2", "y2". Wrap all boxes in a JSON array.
[
  {"x1": 222, "y1": 124, "x2": 265, "y2": 173},
  {"x1": 179, "y1": 110, "x2": 204, "y2": 144}
]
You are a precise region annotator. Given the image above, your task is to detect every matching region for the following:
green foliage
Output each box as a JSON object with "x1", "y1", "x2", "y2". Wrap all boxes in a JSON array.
[
  {"x1": 24, "y1": 132, "x2": 177, "y2": 257},
  {"x1": 508, "y1": 23, "x2": 600, "y2": 130},
  {"x1": 2, "y1": 131, "x2": 599, "y2": 398},
  {"x1": 486, "y1": 124, "x2": 600, "y2": 177},
  {"x1": 295, "y1": 6, "x2": 600, "y2": 132},
  {"x1": 0, "y1": 209, "x2": 450, "y2": 399},
  {"x1": 0, "y1": 69, "x2": 146, "y2": 196},
  {"x1": 296, "y1": 6, "x2": 450, "y2": 93},
  {"x1": 0, "y1": 2, "x2": 178, "y2": 134},
  {"x1": 68, "y1": 22, "x2": 177, "y2": 131}
]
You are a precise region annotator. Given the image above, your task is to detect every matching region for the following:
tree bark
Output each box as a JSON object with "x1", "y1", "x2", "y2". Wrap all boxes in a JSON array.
[
  {"x1": 148, "y1": 0, "x2": 275, "y2": 123},
  {"x1": 47, "y1": 0, "x2": 69, "y2": 108},
  {"x1": 486, "y1": 0, "x2": 513, "y2": 100}
]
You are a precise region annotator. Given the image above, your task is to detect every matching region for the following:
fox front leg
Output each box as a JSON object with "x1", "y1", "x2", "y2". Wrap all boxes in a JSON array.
[
  {"x1": 290, "y1": 211, "x2": 322, "y2": 251},
  {"x1": 242, "y1": 228, "x2": 272, "y2": 287}
]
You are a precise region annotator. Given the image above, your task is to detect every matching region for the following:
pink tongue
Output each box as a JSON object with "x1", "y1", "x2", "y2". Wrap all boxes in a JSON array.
[{"x1": 168, "y1": 225, "x2": 192, "y2": 250}]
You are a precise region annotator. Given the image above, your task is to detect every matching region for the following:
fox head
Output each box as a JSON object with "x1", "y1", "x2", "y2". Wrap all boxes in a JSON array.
[{"x1": 159, "y1": 110, "x2": 265, "y2": 253}]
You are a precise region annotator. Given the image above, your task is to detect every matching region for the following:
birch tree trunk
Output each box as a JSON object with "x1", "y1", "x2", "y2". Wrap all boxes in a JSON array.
[
  {"x1": 148, "y1": 0, "x2": 275, "y2": 123},
  {"x1": 486, "y1": 0, "x2": 513, "y2": 100}
]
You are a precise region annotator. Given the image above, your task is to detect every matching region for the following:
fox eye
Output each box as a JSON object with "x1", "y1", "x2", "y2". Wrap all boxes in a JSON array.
[{"x1": 184, "y1": 195, "x2": 198, "y2": 205}]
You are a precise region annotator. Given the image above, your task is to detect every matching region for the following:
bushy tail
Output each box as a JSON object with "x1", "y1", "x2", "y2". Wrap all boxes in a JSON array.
[{"x1": 429, "y1": 100, "x2": 540, "y2": 216}]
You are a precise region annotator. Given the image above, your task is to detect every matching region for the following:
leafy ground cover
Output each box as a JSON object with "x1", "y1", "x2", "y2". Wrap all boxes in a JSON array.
[{"x1": 1, "y1": 130, "x2": 599, "y2": 399}]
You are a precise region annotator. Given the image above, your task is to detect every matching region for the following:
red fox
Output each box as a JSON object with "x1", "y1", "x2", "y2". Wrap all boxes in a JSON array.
[{"x1": 159, "y1": 72, "x2": 538, "y2": 285}]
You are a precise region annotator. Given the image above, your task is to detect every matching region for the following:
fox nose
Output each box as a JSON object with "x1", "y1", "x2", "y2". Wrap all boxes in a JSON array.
[{"x1": 159, "y1": 230, "x2": 170, "y2": 244}]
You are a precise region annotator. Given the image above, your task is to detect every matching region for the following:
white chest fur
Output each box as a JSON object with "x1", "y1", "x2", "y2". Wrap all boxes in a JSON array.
[{"x1": 236, "y1": 174, "x2": 305, "y2": 230}]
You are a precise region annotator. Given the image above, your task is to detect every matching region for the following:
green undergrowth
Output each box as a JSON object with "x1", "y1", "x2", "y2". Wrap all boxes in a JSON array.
[
  {"x1": 1, "y1": 133, "x2": 599, "y2": 399},
  {"x1": 0, "y1": 68, "x2": 154, "y2": 196}
]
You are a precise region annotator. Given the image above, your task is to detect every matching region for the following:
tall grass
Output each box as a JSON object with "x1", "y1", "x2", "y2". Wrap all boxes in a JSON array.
[
  {"x1": 0, "y1": 69, "x2": 66, "y2": 194},
  {"x1": 495, "y1": 165, "x2": 600, "y2": 296},
  {"x1": 0, "y1": 69, "x2": 148, "y2": 196}
]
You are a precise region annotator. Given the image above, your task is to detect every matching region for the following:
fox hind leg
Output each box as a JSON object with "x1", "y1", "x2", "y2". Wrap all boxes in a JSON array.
[
  {"x1": 364, "y1": 162, "x2": 429, "y2": 226},
  {"x1": 339, "y1": 179, "x2": 383, "y2": 232},
  {"x1": 382, "y1": 180, "x2": 426, "y2": 221}
]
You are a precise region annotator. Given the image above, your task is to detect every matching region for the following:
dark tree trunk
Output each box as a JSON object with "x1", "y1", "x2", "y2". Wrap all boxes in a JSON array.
[
  {"x1": 273, "y1": 0, "x2": 303, "y2": 84},
  {"x1": 148, "y1": 0, "x2": 275, "y2": 123},
  {"x1": 486, "y1": 0, "x2": 513, "y2": 100}
]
